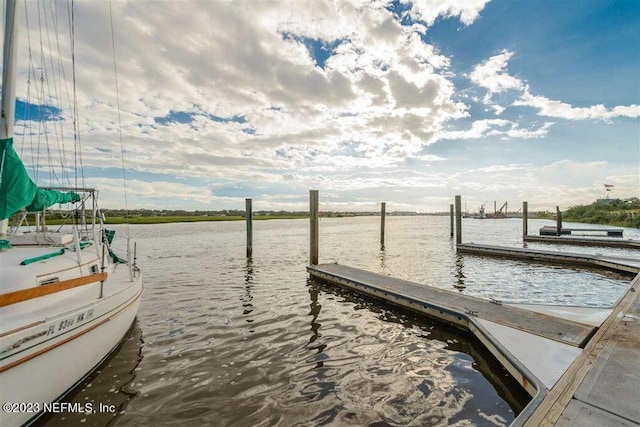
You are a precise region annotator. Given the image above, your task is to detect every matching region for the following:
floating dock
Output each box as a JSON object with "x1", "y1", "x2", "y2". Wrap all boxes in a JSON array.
[
  {"x1": 456, "y1": 243, "x2": 640, "y2": 275},
  {"x1": 540, "y1": 225, "x2": 623, "y2": 237},
  {"x1": 306, "y1": 258, "x2": 640, "y2": 426},
  {"x1": 307, "y1": 263, "x2": 589, "y2": 402},
  {"x1": 452, "y1": 243, "x2": 640, "y2": 424},
  {"x1": 524, "y1": 234, "x2": 640, "y2": 249},
  {"x1": 307, "y1": 263, "x2": 594, "y2": 348}
]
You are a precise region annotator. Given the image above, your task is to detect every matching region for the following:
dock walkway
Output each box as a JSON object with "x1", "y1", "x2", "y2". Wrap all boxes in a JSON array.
[
  {"x1": 524, "y1": 235, "x2": 640, "y2": 249},
  {"x1": 540, "y1": 225, "x2": 623, "y2": 237},
  {"x1": 525, "y1": 272, "x2": 640, "y2": 426},
  {"x1": 307, "y1": 263, "x2": 594, "y2": 347},
  {"x1": 307, "y1": 263, "x2": 598, "y2": 406},
  {"x1": 457, "y1": 243, "x2": 640, "y2": 274}
]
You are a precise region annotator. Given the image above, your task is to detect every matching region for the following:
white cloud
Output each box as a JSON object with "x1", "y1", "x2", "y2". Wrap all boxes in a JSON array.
[
  {"x1": 514, "y1": 89, "x2": 640, "y2": 120},
  {"x1": 439, "y1": 119, "x2": 553, "y2": 140},
  {"x1": 14, "y1": 0, "x2": 480, "y2": 184},
  {"x1": 477, "y1": 164, "x2": 532, "y2": 173},
  {"x1": 468, "y1": 50, "x2": 640, "y2": 121},
  {"x1": 502, "y1": 121, "x2": 554, "y2": 139},
  {"x1": 469, "y1": 50, "x2": 523, "y2": 93},
  {"x1": 405, "y1": 0, "x2": 492, "y2": 26},
  {"x1": 71, "y1": 1, "x2": 468, "y2": 174},
  {"x1": 467, "y1": 49, "x2": 523, "y2": 115},
  {"x1": 85, "y1": 178, "x2": 222, "y2": 209}
]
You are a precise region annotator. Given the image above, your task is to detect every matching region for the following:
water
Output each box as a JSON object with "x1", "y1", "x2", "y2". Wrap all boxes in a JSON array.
[{"x1": 36, "y1": 216, "x2": 636, "y2": 426}]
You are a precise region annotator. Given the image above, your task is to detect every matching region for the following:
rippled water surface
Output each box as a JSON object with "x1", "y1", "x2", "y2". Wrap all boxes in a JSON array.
[{"x1": 36, "y1": 216, "x2": 637, "y2": 426}]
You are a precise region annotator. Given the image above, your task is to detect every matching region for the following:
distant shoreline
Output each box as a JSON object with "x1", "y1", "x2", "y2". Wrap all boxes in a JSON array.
[
  {"x1": 41, "y1": 211, "x2": 556, "y2": 225},
  {"x1": 36, "y1": 206, "x2": 638, "y2": 228},
  {"x1": 103, "y1": 215, "x2": 307, "y2": 224}
]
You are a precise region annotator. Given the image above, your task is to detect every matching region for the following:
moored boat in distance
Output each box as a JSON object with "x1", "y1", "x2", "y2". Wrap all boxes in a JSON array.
[{"x1": 0, "y1": 1, "x2": 142, "y2": 425}]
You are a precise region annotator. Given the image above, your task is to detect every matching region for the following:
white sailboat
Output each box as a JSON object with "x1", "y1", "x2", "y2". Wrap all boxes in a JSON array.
[{"x1": 0, "y1": 1, "x2": 142, "y2": 425}]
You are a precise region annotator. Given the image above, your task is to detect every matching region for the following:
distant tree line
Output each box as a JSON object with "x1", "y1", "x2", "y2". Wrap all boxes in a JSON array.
[
  {"x1": 97, "y1": 209, "x2": 422, "y2": 218},
  {"x1": 563, "y1": 198, "x2": 640, "y2": 228}
]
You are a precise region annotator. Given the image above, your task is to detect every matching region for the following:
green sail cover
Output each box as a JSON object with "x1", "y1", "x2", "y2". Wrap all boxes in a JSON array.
[{"x1": 0, "y1": 137, "x2": 80, "y2": 220}]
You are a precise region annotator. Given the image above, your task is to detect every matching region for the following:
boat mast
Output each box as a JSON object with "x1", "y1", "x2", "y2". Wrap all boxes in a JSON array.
[
  {"x1": 1, "y1": 0, "x2": 18, "y2": 140},
  {"x1": 1, "y1": 0, "x2": 19, "y2": 235}
]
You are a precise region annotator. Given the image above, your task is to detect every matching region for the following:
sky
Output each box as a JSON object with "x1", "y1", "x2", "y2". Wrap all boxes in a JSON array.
[{"x1": 3, "y1": 0, "x2": 639, "y2": 213}]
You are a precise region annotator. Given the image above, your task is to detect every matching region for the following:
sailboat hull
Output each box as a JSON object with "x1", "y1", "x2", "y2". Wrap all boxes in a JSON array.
[{"x1": 0, "y1": 268, "x2": 142, "y2": 427}]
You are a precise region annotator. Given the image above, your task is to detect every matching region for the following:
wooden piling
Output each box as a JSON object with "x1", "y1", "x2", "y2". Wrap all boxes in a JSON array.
[
  {"x1": 523, "y1": 201, "x2": 528, "y2": 239},
  {"x1": 455, "y1": 195, "x2": 462, "y2": 245},
  {"x1": 450, "y1": 204, "x2": 454, "y2": 238},
  {"x1": 556, "y1": 206, "x2": 562, "y2": 236},
  {"x1": 310, "y1": 190, "x2": 319, "y2": 265},
  {"x1": 380, "y1": 202, "x2": 386, "y2": 247},
  {"x1": 245, "y1": 198, "x2": 253, "y2": 257}
]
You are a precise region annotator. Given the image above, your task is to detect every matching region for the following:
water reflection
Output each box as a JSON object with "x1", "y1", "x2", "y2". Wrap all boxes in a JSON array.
[
  {"x1": 454, "y1": 254, "x2": 466, "y2": 291},
  {"x1": 307, "y1": 279, "x2": 325, "y2": 366},
  {"x1": 307, "y1": 278, "x2": 530, "y2": 422},
  {"x1": 242, "y1": 257, "x2": 254, "y2": 317},
  {"x1": 379, "y1": 246, "x2": 388, "y2": 275}
]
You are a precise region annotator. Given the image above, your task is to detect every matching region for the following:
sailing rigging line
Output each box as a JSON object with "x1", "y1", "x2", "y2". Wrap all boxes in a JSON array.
[
  {"x1": 21, "y1": 0, "x2": 66, "y2": 189},
  {"x1": 19, "y1": 0, "x2": 36, "y2": 178},
  {"x1": 41, "y1": 1, "x2": 64, "y2": 187},
  {"x1": 45, "y1": 0, "x2": 73, "y2": 189},
  {"x1": 108, "y1": 0, "x2": 130, "y2": 235},
  {"x1": 36, "y1": 0, "x2": 59, "y2": 189},
  {"x1": 17, "y1": 0, "x2": 84, "y2": 217}
]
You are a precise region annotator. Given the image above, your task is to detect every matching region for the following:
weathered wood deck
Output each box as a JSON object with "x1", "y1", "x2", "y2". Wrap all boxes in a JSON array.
[
  {"x1": 457, "y1": 243, "x2": 640, "y2": 275},
  {"x1": 524, "y1": 234, "x2": 640, "y2": 250}
]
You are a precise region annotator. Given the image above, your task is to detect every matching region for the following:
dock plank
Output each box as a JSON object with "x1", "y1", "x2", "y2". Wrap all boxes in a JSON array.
[{"x1": 307, "y1": 263, "x2": 595, "y2": 348}]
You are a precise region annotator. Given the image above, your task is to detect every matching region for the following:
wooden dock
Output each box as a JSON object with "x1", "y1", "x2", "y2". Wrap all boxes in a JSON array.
[
  {"x1": 457, "y1": 243, "x2": 640, "y2": 275},
  {"x1": 525, "y1": 235, "x2": 640, "y2": 249}
]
